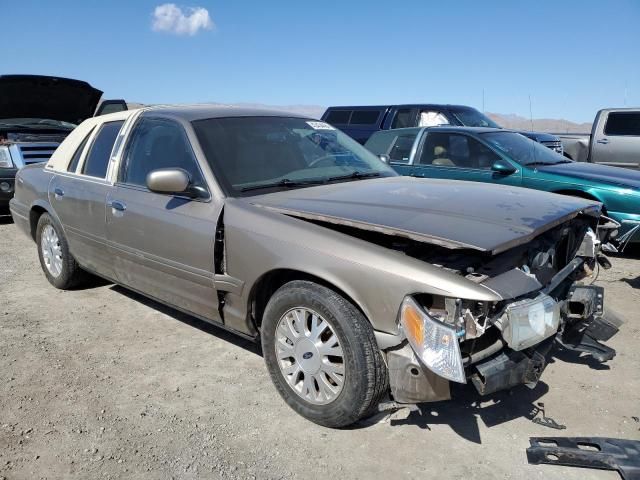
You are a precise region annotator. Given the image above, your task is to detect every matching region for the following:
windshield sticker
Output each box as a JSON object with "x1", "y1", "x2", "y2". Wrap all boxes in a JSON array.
[{"x1": 306, "y1": 121, "x2": 335, "y2": 130}]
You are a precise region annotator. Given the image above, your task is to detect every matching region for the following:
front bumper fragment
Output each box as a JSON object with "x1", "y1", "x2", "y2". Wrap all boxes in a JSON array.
[{"x1": 471, "y1": 338, "x2": 554, "y2": 396}]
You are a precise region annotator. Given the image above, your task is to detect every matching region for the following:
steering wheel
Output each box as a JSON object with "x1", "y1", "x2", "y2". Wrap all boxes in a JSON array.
[{"x1": 308, "y1": 155, "x2": 338, "y2": 168}]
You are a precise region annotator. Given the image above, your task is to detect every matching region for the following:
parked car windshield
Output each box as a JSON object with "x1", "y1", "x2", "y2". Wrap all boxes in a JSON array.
[
  {"x1": 448, "y1": 107, "x2": 500, "y2": 128},
  {"x1": 481, "y1": 131, "x2": 570, "y2": 166},
  {"x1": 193, "y1": 116, "x2": 397, "y2": 196}
]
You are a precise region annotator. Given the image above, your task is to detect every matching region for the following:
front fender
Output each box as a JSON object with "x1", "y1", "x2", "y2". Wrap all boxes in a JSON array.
[{"x1": 223, "y1": 200, "x2": 501, "y2": 336}]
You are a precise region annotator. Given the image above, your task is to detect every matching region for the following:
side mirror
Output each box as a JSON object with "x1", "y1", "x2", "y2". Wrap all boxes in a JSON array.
[
  {"x1": 491, "y1": 160, "x2": 517, "y2": 175},
  {"x1": 378, "y1": 154, "x2": 390, "y2": 164},
  {"x1": 146, "y1": 168, "x2": 193, "y2": 196}
]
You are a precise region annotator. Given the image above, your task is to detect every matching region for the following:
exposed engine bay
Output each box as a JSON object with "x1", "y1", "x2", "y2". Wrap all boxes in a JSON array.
[{"x1": 300, "y1": 213, "x2": 621, "y2": 405}]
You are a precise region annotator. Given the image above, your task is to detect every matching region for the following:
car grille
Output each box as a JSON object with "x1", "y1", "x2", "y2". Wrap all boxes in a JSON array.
[
  {"x1": 541, "y1": 141, "x2": 563, "y2": 155},
  {"x1": 17, "y1": 143, "x2": 59, "y2": 165}
]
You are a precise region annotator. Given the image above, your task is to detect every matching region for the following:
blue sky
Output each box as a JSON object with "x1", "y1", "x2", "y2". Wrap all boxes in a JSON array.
[{"x1": 4, "y1": 0, "x2": 639, "y2": 122}]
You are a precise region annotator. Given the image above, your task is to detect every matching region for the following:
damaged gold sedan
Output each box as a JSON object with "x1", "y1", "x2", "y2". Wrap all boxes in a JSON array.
[{"x1": 10, "y1": 106, "x2": 621, "y2": 427}]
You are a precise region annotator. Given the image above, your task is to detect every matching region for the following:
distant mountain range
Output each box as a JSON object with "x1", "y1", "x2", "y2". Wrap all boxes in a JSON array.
[
  {"x1": 486, "y1": 112, "x2": 592, "y2": 134},
  {"x1": 205, "y1": 103, "x2": 593, "y2": 134}
]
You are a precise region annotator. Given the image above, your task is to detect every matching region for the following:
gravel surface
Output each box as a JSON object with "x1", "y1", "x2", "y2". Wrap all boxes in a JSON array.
[{"x1": 0, "y1": 214, "x2": 638, "y2": 479}]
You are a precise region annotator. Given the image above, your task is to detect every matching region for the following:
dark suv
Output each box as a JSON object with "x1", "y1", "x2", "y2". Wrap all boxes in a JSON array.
[{"x1": 321, "y1": 104, "x2": 563, "y2": 154}]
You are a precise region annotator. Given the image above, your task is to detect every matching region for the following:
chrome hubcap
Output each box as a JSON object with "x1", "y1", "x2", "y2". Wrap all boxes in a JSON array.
[
  {"x1": 275, "y1": 308, "x2": 345, "y2": 405},
  {"x1": 41, "y1": 225, "x2": 63, "y2": 277}
]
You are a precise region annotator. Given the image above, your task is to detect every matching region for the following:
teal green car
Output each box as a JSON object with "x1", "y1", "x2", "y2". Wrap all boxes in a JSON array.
[{"x1": 365, "y1": 126, "x2": 640, "y2": 244}]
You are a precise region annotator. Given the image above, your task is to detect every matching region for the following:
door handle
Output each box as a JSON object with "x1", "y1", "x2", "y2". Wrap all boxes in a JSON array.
[
  {"x1": 596, "y1": 138, "x2": 609, "y2": 145},
  {"x1": 54, "y1": 187, "x2": 64, "y2": 198},
  {"x1": 109, "y1": 200, "x2": 127, "y2": 212}
]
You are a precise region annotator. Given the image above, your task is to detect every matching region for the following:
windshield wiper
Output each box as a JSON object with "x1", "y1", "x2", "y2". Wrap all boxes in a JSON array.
[
  {"x1": 327, "y1": 171, "x2": 382, "y2": 182},
  {"x1": 525, "y1": 160, "x2": 571, "y2": 167},
  {"x1": 240, "y1": 178, "x2": 326, "y2": 192}
]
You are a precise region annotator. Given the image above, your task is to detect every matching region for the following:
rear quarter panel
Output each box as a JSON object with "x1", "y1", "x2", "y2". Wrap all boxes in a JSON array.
[{"x1": 11, "y1": 164, "x2": 56, "y2": 238}]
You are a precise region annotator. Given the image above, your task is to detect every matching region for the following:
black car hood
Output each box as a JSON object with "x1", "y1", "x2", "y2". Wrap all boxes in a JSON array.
[
  {"x1": 0, "y1": 75, "x2": 102, "y2": 124},
  {"x1": 512, "y1": 130, "x2": 559, "y2": 142},
  {"x1": 249, "y1": 176, "x2": 600, "y2": 254},
  {"x1": 538, "y1": 162, "x2": 640, "y2": 190}
]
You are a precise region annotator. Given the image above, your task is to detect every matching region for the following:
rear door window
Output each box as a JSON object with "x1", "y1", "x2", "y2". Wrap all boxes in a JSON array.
[
  {"x1": 604, "y1": 112, "x2": 640, "y2": 136},
  {"x1": 391, "y1": 108, "x2": 416, "y2": 129},
  {"x1": 389, "y1": 133, "x2": 418, "y2": 163},
  {"x1": 325, "y1": 110, "x2": 351, "y2": 125},
  {"x1": 81, "y1": 121, "x2": 124, "y2": 178}
]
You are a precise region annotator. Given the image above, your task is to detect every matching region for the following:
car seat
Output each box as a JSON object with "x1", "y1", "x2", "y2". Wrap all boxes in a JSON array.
[{"x1": 432, "y1": 146, "x2": 454, "y2": 166}]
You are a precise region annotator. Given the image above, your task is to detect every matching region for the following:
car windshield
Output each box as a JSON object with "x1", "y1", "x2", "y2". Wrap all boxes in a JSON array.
[
  {"x1": 0, "y1": 117, "x2": 76, "y2": 129},
  {"x1": 192, "y1": 116, "x2": 397, "y2": 196},
  {"x1": 448, "y1": 107, "x2": 500, "y2": 128},
  {"x1": 482, "y1": 131, "x2": 571, "y2": 166}
]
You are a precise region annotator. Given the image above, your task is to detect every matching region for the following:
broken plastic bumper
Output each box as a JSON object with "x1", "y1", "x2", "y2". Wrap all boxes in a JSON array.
[
  {"x1": 471, "y1": 337, "x2": 554, "y2": 395},
  {"x1": 388, "y1": 284, "x2": 621, "y2": 404}
]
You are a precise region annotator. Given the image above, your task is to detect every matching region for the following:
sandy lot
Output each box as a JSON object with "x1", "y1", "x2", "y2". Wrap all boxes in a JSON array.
[{"x1": 0, "y1": 214, "x2": 638, "y2": 480}]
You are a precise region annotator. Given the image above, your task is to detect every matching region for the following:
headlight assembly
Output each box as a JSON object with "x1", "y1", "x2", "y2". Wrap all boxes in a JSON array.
[
  {"x1": 399, "y1": 296, "x2": 466, "y2": 383},
  {"x1": 0, "y1": 146, "x2": 13, "y2": 168},
  {"x1": 496, "y1": 294, "x2": 560, "y2": 351}
]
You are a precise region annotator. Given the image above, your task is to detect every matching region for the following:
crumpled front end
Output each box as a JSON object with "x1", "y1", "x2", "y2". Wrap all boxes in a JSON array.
[{"x1": 385, "y1": 214, "x2": 622, "y2": 404}]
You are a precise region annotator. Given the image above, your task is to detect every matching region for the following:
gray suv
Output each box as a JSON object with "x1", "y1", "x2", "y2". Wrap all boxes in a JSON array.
[{"x1": 10, "y1": 106, "x2": 619, "y2": 427}]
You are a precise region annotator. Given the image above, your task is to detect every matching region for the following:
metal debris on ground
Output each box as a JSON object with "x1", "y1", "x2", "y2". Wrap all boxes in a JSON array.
[
  {"x1": 527, "y1": 436, "x2": 640, "y2": 480},
  {"x1": 530, "y1": 402, "x2": 566, "y2": 430}
]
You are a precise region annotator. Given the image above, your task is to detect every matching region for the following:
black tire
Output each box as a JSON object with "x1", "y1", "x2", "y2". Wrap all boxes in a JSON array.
[
  {"x1": 261, "y1": 280, "x2": 388, "y2": 428},
  {"x1": 36, "y1": 213, "x2": 87, "y2": 289}
]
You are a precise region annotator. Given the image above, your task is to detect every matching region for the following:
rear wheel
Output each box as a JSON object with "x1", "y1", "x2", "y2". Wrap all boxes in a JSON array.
[
  {"x1": 261, "y1": 280, "x2": 388, "y2": 427},
  {"x1": 36, "y1": 213, "x2": 87, "y2": 289}
]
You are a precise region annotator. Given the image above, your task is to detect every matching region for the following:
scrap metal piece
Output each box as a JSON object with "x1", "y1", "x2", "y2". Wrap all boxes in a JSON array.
[
  {"x1": 586, "y1": 310, "x2": 623, "y2": 342},
  {"x1": 532, "y1": 417, "x2": 566, "y2": 430},
  {"x1": 527, "y1": 437, "x2": 640, "y2": 480},
  {"x1": 530, "y1": 403, "x2": 566, "y2": 430},
  {"x1": 558, "y1": 333, "x2": 617, "y2": 362}
]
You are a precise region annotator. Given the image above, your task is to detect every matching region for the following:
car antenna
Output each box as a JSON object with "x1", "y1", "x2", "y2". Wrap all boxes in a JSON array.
[{"x1": 529, "y1": 94, "x2": 537, "y2": 165}]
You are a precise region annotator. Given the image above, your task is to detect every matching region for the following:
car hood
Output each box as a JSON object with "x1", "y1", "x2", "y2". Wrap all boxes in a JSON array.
[
  {"x1": 537, "y1": 162, "x2": 640, "y2": 189},
  {"x1": 0, "y1": 75, "x2": 102, "y2": 124},
  {"x1": 511, "y1": 130, "x2": 559, "y2": 142},
  {"x1": 248, "y1": 177, "x2": 600, "y2": 254}
]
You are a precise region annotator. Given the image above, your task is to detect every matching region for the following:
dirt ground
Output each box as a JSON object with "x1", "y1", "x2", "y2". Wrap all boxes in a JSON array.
[{"x1": 0, "y1": 214, "x2": 638, "y2": 480}]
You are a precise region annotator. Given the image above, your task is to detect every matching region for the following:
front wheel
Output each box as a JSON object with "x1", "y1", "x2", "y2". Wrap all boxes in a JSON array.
[{"x1": 261, "y1": 280, "x2": 388, "y2": 427}]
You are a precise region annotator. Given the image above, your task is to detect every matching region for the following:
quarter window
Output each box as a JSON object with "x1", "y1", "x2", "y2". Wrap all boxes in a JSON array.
[
  {"x1": 418, "y1": 132, "x2": 500, "y2": 169},
  {"x1": 418, "y1": 111, "x2": 450, "y2": 127},
  {"x1": 604, "y1": 112, "x2": 640, "y2": 136},
  {"x1": 82, "y1": 121, "x2": 124, "y2": 178},
  {"x1": 67, "y1": 127, "x2": 94, "y2": 173},
  {"x1": 120, "y1": 117, "x2": 206, "y2": 191}
]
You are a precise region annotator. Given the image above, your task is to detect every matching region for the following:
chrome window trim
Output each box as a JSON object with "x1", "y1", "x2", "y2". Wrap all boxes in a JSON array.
[
  {"x1": 75, "y1": 120, "x2": 126, "y2": 181},
  {"x1": 114, "y1": 114, "x2": 212, "y2": 201}
]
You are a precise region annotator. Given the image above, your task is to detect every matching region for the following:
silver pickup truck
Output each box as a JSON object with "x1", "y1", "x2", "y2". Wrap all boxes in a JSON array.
[{"x1": 558, "y1": 108, "x2": 640, "y2": 169}]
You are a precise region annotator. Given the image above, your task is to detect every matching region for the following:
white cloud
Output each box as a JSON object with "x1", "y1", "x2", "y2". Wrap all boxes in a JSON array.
[{"x1": 152, "y1": 3, "x2": 214, "y2": 36}]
